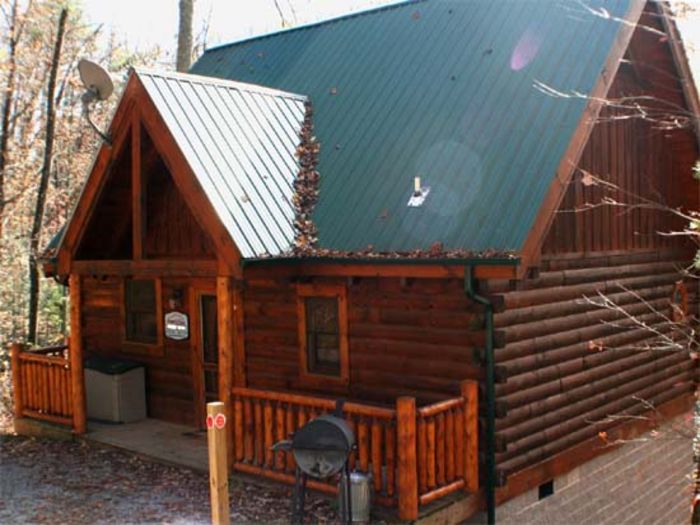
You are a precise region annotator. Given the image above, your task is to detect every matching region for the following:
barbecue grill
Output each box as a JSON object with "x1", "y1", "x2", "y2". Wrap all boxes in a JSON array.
[{"x1": 273, "y1": 404, "x2": 358, "y2": 524}]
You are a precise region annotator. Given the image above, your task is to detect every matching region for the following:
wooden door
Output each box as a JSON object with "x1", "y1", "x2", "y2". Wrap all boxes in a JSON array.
[{"x1": 192, "y1": 286, "x2": 218, "y2": 428}]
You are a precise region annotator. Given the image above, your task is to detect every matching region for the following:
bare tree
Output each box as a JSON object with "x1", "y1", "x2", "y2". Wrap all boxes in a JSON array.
[
  {"x1": 176, "y1": 0, "x2": 193, "y2": 72},
  {"x1": 27, "y1": 7, "x2": 68, "y2": 344},
  {"x1": 0, "y1": 0, "x2": 31, "y2": 241}
]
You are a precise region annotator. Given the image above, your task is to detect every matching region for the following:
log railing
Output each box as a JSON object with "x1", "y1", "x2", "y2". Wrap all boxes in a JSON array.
[
  {"x1": 231, "y1": 387, "x2": 398, "y2": 505},
  {"x1": 232, "y1": 380, "x2": 478, "y2": 520},
  {"x1": 416, "y1": 381, "x2": 479, "y2": 506},
  {"x1": 10, "y1": 343, "x2": 73, "y2": 427}
]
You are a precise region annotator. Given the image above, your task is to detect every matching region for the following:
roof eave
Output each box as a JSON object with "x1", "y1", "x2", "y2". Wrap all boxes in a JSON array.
[{"x1": 241, "y1": 255, "x2": 521, "y2": 267}]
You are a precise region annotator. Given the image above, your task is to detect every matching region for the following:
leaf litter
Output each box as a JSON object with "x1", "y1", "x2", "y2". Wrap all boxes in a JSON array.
[{"x1": 0, "y1": 433, "x2": 342, "y2": 524}]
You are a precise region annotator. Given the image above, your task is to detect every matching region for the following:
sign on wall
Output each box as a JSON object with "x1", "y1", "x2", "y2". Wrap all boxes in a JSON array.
[{"x1": 164, "y1": 311, "x2": 189, "y2": 341}]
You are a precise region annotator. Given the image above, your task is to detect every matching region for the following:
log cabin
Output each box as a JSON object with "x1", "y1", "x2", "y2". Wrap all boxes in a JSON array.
[{"x1": 12, "y1": 0, "x2": 700, "y2": 522}]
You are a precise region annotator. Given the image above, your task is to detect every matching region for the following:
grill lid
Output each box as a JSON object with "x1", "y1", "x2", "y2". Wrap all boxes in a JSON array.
[{"x1": 290, "y1": 415, "x2": 355, "y2": 478}]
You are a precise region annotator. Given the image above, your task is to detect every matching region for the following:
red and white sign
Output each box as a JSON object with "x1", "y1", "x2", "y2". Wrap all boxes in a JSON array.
[
  {"x1": 214, "y1": 413, "x2": 227, "y2": 429},
  {"x1": 206, "y1": 415, "x2": 214, "y2": 429}
]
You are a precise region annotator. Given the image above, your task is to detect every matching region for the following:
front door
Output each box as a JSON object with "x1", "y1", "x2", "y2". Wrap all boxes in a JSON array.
[{"x1": 192, "y1": 287, "x2": 218, "y2": 428}]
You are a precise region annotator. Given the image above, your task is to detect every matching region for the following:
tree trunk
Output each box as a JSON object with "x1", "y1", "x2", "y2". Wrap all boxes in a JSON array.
[
  {"x1": 27, "y1": 8, "x2": 68, "y2": 344},
  {"x1": 176, "y1": 0, "x2": 193, "y2": 72},
  {"x1": 0, "y1": 0, "x2": 21, "y2": 241}
]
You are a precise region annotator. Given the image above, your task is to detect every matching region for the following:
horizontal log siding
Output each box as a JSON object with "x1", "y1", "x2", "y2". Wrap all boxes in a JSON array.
[
  {"x1": 492, "y1": 252, "x2": 697, "y2": 478},
  {"x1": 81, "y1": 275, "x2": 210, "y2": 426},
  {"x1": 244, "y1": 277, "x2": 483, "y2": 405}
]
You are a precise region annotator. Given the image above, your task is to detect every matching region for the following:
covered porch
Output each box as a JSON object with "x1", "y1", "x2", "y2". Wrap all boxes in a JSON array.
[{"x1": 10, "y1": 341, "x2": 479, "y2": 520}]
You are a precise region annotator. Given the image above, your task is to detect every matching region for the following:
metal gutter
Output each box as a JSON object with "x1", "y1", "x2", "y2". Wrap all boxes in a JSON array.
[
  {"x1": 464, "y1": 265, "x2": 497, "y2": 525},
  {"x1": 241, "y1": 256, "x2": 520, "y2": 268}
]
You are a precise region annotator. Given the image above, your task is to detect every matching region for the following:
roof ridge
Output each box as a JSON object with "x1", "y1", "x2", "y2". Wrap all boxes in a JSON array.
[
  {"x1": 200, "y1": 0, "x2": 424, "y2": 54},
  {"x1": 134, "y1": 67, "x2": 308, "y2": 101}
]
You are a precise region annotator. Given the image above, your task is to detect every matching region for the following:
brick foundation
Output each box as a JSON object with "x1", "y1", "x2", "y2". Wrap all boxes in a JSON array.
[{"x1": 475, "y1": 414, "x2": 694, "y2": 524}]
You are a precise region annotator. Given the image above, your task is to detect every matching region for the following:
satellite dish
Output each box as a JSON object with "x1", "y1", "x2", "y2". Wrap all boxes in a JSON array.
[
  {"x1": 77, "y1": 59, "x2": 113, "y2": 144},
  {"x1": 78, "y1": 59, "x2": 114, "y2": 101}
]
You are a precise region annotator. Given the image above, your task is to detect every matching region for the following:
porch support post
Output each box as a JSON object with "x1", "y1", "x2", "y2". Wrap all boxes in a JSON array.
[
  {"x1": 10, "y1": 343, "x2": 25, "y2": 418},
  {"x1": 217, "y1": 276, "x2": 241, "y2": 469},
  {"x1": 461, "y1": 380, "x2": 479, "y2": 493},
  {"x1": 397, "y1": 396, "x2": 419, "y2": 521},
  {"x1": 69, "y1": 273, "x2": 86, "y2": 434}
]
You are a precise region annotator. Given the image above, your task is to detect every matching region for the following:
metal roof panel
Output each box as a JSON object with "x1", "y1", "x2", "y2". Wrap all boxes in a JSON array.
[
  {"x1": 191, "y1": 0, "x2": 633, "y2": 254},
  {"x1": 137, "y1": 69, "x2": 307, "y2": 258}
]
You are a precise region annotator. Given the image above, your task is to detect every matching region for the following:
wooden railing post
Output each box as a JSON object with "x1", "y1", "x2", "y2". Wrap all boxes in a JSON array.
[
  {"x1": 10, "y1": 343, "x2": 24, "y2": 418},
  {"x1": 397, "y1": 396, "x2": 418, "y2": 521},
  {"x1": 69, "y1": 274, "x2": 86, "y2": 434},
  {"x1": 461, "y1": 380, "x2": 479, "y2": 493}
]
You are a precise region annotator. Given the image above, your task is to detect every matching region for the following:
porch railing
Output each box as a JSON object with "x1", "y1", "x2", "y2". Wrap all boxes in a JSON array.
[
  {"x1": 232, "y1": 380, "x2": 478, "y2": 520},
  {"x1": 10, "y1": 343, "x2": 73, "y2": 427}
]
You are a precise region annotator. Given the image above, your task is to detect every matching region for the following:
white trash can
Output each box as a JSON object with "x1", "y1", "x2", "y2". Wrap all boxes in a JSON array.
[{"x1": 84, "y1": 356, "x2": 146, "y2": 423}]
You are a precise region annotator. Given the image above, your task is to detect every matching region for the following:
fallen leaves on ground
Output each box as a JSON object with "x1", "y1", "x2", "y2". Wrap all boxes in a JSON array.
[{"x1": 0, "y1": 434, "x2": 340, "y2": 524}]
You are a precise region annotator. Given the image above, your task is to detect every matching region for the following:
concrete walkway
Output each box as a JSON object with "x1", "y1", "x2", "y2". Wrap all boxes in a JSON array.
[{"x1": 88, "y1": 418, "x2": 208, "y2": 472}]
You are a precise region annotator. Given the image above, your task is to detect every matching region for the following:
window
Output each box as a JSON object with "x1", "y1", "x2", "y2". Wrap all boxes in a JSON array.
[
  {"x1": 297, "y1": 284, "x2": 349, "y2": 385},
  {"x1": 124, "y1": 278, "x2": 159, "y2": 344}
]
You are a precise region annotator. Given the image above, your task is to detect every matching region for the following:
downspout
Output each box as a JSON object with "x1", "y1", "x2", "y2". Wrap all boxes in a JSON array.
[{"x1": 464, "y1": 265, "x2": 496, "y2": 525}]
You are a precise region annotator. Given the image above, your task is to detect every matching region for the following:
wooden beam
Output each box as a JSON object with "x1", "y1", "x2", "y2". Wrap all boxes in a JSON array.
[
  {"x1": 244, "y1": 262, "x2": 518, "y2": 280},
  {"x1": 217, "y1": 277, "x2": 235, "y2": 469},
  {"x1": 131, "y1": 109, "x2": 143, "y2": 261},
  {"x1": 69, "y1": 274, "x2": 86, "y2": 434},
  {"x1": 232, "y1": 281, "x2": 246, "y2": 389},
  {"x1": 72, "y1": 259, "x2": 218, "y2": 277},
  {"x1": 518, "y1": 0, "x2": 646, "y2": 274}
]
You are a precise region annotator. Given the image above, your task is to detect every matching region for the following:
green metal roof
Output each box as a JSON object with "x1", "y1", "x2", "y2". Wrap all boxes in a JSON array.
[
  {"x1": 193, "y1": 0, "x2": 632, "y2": 254},
  {"x1": 137, "y1": 69, "x2": 307, "y2": 258}
]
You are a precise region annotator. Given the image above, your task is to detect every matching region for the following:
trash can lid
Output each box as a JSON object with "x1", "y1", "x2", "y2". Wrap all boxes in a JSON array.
[{"x1": 84, "y1": 355, "x2": 142, "y2": 375}]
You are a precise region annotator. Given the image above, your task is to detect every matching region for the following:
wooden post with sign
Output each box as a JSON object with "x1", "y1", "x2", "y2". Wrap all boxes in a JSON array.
[{"x1": 207, "y1": 401, "x2": 230, "y2": 525}]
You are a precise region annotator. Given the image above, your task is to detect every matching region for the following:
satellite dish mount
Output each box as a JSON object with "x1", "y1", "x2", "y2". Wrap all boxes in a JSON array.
[{"x1": 78, "y1": 59, "x2": 114, "y2": 145}]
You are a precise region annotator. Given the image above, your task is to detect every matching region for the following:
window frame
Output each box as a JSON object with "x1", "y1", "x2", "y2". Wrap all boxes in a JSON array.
[
  {"x1": 297, "y1": 283, "x2": 349, "y2": 387},
  {"x1": 121, "y1": 276, "x2": 163, "y2": 351}
]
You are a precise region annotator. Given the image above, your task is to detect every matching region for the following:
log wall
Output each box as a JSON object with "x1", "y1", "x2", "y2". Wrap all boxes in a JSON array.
[
  {"x1": 244, "y1": 276, "x2": 483, "y2": 405},
  {"x1": 80, "y1": 275, "x2": 213, "y2": 426},
  {"x1": 491, "y1": 250, "x2": 698, "y2": 480}
]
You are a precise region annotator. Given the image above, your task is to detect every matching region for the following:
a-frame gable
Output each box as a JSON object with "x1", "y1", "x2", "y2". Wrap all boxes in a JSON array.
[
  {"x1": 541, "y1": 1, "x2": 700, "y2": 257},
  {"x1": 517, "y1": 0, "x2": 647, "y2": 274},
  {"x1": 521, "y1": 0, "x2": 700, "y2": 271},
  {"x1": 139, "y1": 121, "x2": 216, "y2": 259},
  {"x1": 56, "y1": 72, "x2": 242, "y2": 277}
]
